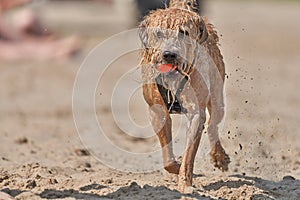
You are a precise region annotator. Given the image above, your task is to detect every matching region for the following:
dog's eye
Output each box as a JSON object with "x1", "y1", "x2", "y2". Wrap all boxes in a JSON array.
[
  {"x1": 178, "y1": 29, "x2": 189, "y2": 40},
  {"x1": 156, "y1": 31, "x2": 163, "y2": 39},
  {"x1": 179, "y1": 29, "x2": 189, "y2": 36}
]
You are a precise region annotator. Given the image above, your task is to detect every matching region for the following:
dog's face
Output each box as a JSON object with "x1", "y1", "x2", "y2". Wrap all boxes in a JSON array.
[{"x1": 139, "y1": 8, "x2": 208, "y2": 76}]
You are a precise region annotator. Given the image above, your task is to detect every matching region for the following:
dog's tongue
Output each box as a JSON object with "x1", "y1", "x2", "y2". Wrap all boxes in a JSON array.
[{"x1": 157, "y1": 64, "x2": 177, "y2": 73}]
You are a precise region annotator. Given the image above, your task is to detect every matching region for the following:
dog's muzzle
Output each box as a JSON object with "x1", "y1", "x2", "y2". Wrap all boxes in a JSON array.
[{"x1": 162, "y1": 51, "x2": 178, "y2": 63}]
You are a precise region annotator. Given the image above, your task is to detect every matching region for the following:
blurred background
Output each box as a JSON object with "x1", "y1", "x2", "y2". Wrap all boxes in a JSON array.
[{"x1": 0, "y1": 0, "x2": 300, "y2": 198}]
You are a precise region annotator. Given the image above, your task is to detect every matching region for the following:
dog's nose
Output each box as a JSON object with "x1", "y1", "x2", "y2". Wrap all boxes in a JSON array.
[{"x1": 163, "y1": 51, "x2": 177, "y2": 62}]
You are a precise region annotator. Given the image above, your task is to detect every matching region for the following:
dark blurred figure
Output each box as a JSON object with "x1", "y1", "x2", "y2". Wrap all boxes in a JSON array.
[{"x1": 136, "y1": 0, "x2": 203, "y2": 21}]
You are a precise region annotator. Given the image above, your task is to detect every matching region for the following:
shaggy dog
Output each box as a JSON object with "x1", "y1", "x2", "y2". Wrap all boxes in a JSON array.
[{"x1": 138, "y1": 0, "x2": 230, "y2": 192}]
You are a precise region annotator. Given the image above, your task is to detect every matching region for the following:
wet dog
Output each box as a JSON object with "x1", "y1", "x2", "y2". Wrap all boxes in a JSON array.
[{"x1": 138, "y1": 0, "x2": 230, "y2": 192}]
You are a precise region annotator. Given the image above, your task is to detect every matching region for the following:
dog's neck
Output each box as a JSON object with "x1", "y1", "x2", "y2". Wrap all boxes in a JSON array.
[{"x1": 169, "y1": 0, "x2": 199, "y2": 12}]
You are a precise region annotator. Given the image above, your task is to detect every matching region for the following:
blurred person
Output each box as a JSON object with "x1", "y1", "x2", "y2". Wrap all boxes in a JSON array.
[
  {"x1": 93, "y1": 0, "x2": 113, "y2": 4},
  {"x1": 0, "y1": 0, "x2": 81, "y2": 60},
  {"x1": 0, "y1": 0, "x2": 30, "y2": 11}
]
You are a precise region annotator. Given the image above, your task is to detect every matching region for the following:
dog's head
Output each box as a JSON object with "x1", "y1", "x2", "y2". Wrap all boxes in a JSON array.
[{"x1": 139, "y1": 8, "x2": 208, "y2": 75}]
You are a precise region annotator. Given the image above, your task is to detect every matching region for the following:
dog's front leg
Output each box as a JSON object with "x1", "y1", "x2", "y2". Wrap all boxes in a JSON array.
[
  {"x1": 177, "y1": 85, "x2": 206, "y2": 192},
  {"x1": 143, "y1": 83, "x2": 180, "y2": 174},
  {"x1": 177, "y1": 110, "x2": 206, "y2": 193},
  {"x1": 149, "y1": 105, "x2": 181, "y2": 174}
]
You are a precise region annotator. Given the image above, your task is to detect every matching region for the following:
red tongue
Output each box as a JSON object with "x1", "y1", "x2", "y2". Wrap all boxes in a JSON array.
[{"x1": 157, "y1": 64, "x2": 177, "y2": 73}]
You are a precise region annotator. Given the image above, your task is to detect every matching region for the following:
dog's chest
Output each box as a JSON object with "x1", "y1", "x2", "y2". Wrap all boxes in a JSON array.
[{"x1": 155, "y1": 72, "x2": 189, "y2": 114}]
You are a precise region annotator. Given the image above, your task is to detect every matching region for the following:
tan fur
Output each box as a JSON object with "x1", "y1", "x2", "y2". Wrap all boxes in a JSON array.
[
  {"x1": 139, "y1": 2, "x2": 230, "y2": 193},
  {"x1": 169, "y1": 0, "x2": 199, "y2": 12}
]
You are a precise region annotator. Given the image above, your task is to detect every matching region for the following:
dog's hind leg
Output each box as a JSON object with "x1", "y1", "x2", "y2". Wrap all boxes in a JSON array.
[
  {"x1": 207, "y1": 101, "x2": 230, "y2": 172},
  {"x1": 207, "y1": 81, "x2": 230, "y2": 172},
  {"x1": 143, "y1": 83, "x2": 180, "y2": 174}
]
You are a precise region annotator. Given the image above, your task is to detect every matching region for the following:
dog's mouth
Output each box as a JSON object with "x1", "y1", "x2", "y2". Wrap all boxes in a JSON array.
[
  {"x1": 155, "y1": 55, "x2": 194, "y2": 76},
  {"x1": 157, "y1": 63, "x2": 178, "y2": 73},
  {"x1": 156, "y1": 61, "x2": 191, "y2": 76},
  {"x1": 156, "y1": 59, "x2": 181, "y2": 74}
]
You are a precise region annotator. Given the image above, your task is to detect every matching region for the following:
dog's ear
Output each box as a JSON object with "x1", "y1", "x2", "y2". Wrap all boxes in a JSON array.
[
  {"x1": 138, "y1": 20, "x2": 148, "y2": 48},
  {"x1": 199, "y1": 19, "x2": 208, "y2": 44}
]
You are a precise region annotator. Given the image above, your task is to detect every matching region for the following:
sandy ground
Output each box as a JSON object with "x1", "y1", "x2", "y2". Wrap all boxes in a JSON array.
[{"x1": 1, "y1": 0, "x2": 300, "y2": 199}]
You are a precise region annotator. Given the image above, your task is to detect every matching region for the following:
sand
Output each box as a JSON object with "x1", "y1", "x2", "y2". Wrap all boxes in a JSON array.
[{"x1": 1, "y1": 1, "x2": 300, "y2": 199}]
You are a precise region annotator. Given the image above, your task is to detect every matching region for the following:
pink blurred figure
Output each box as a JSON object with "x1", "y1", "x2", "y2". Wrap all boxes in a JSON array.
[{"x1": 0, "y1": 0, "x2": 81, "y2": 60}]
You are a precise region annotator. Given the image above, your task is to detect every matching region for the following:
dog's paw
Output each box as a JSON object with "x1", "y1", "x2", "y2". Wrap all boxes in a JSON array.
[
  {"x1": 210, "y1": 141, "x2": 230, "y2": 172},
  {"x1": 182, "y1": 186, "x2": 197, "y2": 194},
  {"x1": 164, "y1": 161, "x2": 181, "y2": 174},
  {"x1": 177, "y1": 185, "x2": 199, "y2": 194}
]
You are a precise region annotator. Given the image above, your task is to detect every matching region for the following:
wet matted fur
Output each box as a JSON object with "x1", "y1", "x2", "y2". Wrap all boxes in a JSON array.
[{"x1": 138, "y1": 0, "x2": 230, "y2": 193}]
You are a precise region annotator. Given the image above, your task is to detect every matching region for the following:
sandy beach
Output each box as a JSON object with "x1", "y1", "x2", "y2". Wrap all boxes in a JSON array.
[{"x1": 1, "y1": 0, "x2": 300, "y2": 199}]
